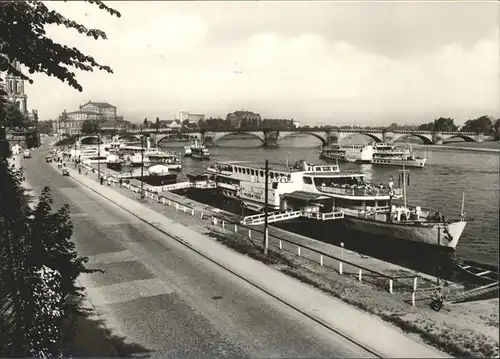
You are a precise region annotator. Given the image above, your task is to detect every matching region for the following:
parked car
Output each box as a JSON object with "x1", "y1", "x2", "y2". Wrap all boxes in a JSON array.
[
  {"x1": 62, "y1": 169, "x2": 70, "y2": 176},
  {"x1": 45, "y1": 155, "x2": 52, "y2": 163},
  {"x1": 23, "y1": 149, "x2": 31, "y2": 159}
]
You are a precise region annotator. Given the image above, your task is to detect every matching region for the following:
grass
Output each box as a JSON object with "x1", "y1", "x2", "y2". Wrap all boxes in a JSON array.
[{"x1": 206, "y1": 227, "x2": 499, "y2": 359}]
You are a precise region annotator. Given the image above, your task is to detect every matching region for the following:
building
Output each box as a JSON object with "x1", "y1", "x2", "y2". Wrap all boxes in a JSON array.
[
  {"x1": 53, "y1": 101, "x2": 120, "y2": 135},
  {"x1": 177, "y1": 111, "x2": 205, "y2": 124},
  {"x1": 261, "y1": 118, "x2": 295, "y2": 130},
  {"x1": 79, "y1": 101, "x2": 117, "y2": 120},
  {"x1": 1, "y1": 60, "x2": 28, "y2": 114}
]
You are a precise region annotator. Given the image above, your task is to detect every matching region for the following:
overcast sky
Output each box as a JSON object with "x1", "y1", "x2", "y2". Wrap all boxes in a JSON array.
[{"x1": 26, "y1": 1, "x2": 499, "y2": 125}]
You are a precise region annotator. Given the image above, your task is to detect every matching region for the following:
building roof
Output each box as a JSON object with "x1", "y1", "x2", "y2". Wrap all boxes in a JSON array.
[
  {"x1": 281, "y1": 191, "x2": 330, "y2": 202},
  {"x1": 80, "y1": 101, "x2": 116, "y2": 109}
]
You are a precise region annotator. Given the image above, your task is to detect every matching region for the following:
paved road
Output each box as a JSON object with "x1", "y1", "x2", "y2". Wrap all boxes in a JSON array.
[{"x1": 22, "y1": 143, "x2": 375, "y2": 358}]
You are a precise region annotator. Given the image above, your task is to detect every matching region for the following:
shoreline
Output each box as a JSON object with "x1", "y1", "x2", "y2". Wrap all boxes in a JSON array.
[
  {"x1": 69, "y1": 157, "x2": 498, "y2": 358},
  {"x1": 412, "y1": 143, "x2": 499, "y2": 153}
]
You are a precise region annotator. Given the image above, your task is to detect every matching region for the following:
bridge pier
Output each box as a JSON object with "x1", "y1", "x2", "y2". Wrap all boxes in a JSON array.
[{"x1": 263, "y1": 130, "x2": 279, "y2": 148}]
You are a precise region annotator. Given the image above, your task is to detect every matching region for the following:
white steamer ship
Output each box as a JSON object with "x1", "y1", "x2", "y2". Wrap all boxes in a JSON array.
[
  {"x1": 319, "y1": 144, "x2": 373, "y2": 163},
  {"x1": 372, "y1": 143, "x2": 427, "y2": 168},
  {"x1": 206, "y1": 160, "x2": 467, "y2": 249}
]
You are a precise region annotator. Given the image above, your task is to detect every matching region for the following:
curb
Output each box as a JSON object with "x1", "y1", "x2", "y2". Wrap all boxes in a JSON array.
[{"x1": 64, "y1": 164, "x2": 386, "y2": 358}]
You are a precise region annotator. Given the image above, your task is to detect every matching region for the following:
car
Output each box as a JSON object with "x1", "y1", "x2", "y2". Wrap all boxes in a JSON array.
[
  {"x1": 45, "y1": 155, "x2": 52, "y2": 163},
  {"x1": 62, "y1": 169, "x2": 70, "y2": 176},
  {"x1": 23, "y1": 150, "x2": 31, "y2": 159}
]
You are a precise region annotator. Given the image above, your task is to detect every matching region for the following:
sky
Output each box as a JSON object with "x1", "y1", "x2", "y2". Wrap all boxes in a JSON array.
[{"x1": 24, "y1": 1, "x2": 499, "y2": 126}]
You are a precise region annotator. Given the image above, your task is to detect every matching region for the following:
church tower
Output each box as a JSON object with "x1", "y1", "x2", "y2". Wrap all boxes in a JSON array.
[{"x1": 4, "y1": 60, "x2": 28, "y2": 114}]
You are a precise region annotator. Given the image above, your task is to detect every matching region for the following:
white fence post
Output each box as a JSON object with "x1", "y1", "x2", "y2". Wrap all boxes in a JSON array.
[
  {"x1": 279, "y1": 239, "x2": 282, "y2": 250},
  {"x1": 413, "y1": 277, "x2": 418, "y2": 292},
  {"x1": 389, "y1": 279, "x2": 394, "y2": 294},
  {"x1": 411, "y1": 292, "x2": 416, "y2": 306},
  {"x1": 222, "y1": 221, "x2": 225, "y2": 229},
  {"x1": 191, "y1": 209, "x2": 195, "y2": 216},
  {"x1": 162, "y1": 198, "x2": 166, "y2": 204},
  {"x1": 248, "y1": 229, "x2": 252, "y2": 238},
  {"x1": 358, "y1": 269, "x2": 362, "y2": 282},
  {"x1": 320, "y1": 254, "x2": 323, "y2": 266},
  {"x1": 175, "y1": 203, "x2": 179, "y2": 210},
  {"x1": 183, "y1": 206, "x2": 187, "y2": 213},
  {"x1": 234, "y1": 224, "x2": 238, "y2": 232},
  {"x1": 168, "y1": 200, "x2": 171, "y2": 206},
  {"x1": 297, "y1": 246, "x2": 301, "y2": 256},
  {"x1": 200, "y1": 212, "x2": 204, "y2": 219},
  {"x1": 339, "y1": 261, "x2": 343, "y2": 274}
]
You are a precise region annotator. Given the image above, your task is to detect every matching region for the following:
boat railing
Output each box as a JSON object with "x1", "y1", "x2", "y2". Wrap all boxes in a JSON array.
[{"x1": 318, "y1": 185, "x2": 402, "y2": 197}]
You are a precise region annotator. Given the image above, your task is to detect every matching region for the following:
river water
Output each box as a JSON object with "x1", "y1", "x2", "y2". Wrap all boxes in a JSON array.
[{"x1": 158, "y1": 135, "x2": 499, "y2": 270}]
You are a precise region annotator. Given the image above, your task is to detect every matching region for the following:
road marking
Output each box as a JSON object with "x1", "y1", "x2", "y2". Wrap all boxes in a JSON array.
[
  {"x1": 87, "y1": 250, "x2": 138, "y2": 265},
  {"x1": 84, "y1": 278, "x2": 174, "y2": 306}
]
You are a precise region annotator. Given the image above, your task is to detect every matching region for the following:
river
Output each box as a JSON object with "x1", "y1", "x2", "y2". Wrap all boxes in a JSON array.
[{"x1": 158, "y1": 135, "x2": 499, "y2": 270}]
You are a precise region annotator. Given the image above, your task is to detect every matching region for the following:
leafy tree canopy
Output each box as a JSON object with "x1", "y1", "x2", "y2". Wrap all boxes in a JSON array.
[
  {"x1": 461, "y1": 115, "x2": 494, "y2": 134},
  {"x1": 417, "y1": 117, "x2": 458, "y2": 132},
  {"x1": 80, "y1": 119, "x2": 100, "y2": 134},
  {"x1": 0, "y1": 1, "x2": 121, "y2": 92}
]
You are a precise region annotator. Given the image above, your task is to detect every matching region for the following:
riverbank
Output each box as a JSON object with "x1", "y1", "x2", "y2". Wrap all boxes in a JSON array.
[
  {"x1": 74, "y1": 160, "x2": 499, "y2": 358},
  {"x1": 413, "y1": 142, "x2": 499, "y2": 153}
]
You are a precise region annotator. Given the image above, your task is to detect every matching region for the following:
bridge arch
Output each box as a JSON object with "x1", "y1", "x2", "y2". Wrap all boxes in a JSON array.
[
  {"x1": 444, "y1": 134, "x2": 476, "y2": 142},
  {"x1": 79, "y1": 135, "x2": 103, "y2": 145},
  {"x1": 279, "y1": 131, "x2": 327, "y2": 145},
  {"x1": 117, "y1": 134, "x2": 141, "y2": 141},
  {"x1": 391, "y1": 133, "x2": 433, "y2": 145},
  {"x1": 156, "y1": 133, "x2": 199, "y2": 145},
  {"x1": 211, "y1": 131, "x2": 266, "y2": 145}
]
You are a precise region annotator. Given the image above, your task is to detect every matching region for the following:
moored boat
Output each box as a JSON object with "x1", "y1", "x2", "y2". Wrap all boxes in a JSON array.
[
  {"x1": 371, "y1": 143, "x2": 428, "y2": 168},
  {"x1": 319, "y1": 144, "x2": 373, "y2": 163},
  {"x1": 206, "y1": 160, "x2": 467, "y2": 249}
]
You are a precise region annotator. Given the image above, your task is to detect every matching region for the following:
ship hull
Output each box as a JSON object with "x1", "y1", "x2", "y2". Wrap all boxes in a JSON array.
[
  {"x1": 192, "y1": 153, "x2": 210, "y2": 160},
  {"x1": 371, "y1": 158, "x2": 427, "y2": 168},
  {"x1": 134, "y1": 173, "x2": 177, "y2": 186},
  {"x1": 344, "y1": 215, "x2": 465, "y2": 250},
  {"x1": 107, "y1": 162, "x2": 122, "y2": 171}
]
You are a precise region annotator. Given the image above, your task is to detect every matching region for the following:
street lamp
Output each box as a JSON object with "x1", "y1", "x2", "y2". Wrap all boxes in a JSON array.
[
  {"x1": 140, "y1": 126, "x2": 145, "y2": 200},
  {"x1": 97, "y1": 132, "x2": 101, "y2": 180},
  {"x1": 74, "y1": 134, "x2": 78, "y2": 168},
  {"x1": 263, "y1": 159, "x2": 269, "y2": 256}
]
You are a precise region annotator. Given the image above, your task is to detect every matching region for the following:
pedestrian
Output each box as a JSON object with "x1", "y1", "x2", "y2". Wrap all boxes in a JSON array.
[{"x1": 100, "y1": 176, "x2": 104, "y2": 185}]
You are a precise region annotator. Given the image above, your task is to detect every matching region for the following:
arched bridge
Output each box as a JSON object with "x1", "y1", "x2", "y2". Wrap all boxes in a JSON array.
[{"x1": 114, "y1": 128, "x2": 485, "y2": 147}]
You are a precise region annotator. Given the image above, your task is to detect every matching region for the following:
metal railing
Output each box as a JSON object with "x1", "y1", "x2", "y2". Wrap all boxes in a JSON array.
[
  {"x1": 79, "y1": 162, "x2": 424, "y2": 296},
  {"x1": 318, "y1": 185, "x2": 402, "y2": 197}
]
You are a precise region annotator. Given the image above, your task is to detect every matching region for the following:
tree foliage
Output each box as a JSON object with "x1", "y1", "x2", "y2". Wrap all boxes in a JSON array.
[
  {"x1": 461, "y1": 115, "x2": 494, "y2": 134},
  {"x1": 4, "y1": 101, "x2": 31, "y2": 128},
  {"x1": 0, "y1": 1, "x2": 121, "y2": 92},
  {"x1": 417, "y1": 117, "x2": 458, "y2": 132},
  {"x1": 80, "y1": 119, "x2": 100, "y2": 134}
]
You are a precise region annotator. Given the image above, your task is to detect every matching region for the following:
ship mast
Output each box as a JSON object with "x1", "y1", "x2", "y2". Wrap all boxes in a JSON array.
[
  {"x1": 460, "y1": 191, "x2": 466, "y2": 220},
  {"x1": 399, "y1": 164, "x2": 410, "y2": 208}
]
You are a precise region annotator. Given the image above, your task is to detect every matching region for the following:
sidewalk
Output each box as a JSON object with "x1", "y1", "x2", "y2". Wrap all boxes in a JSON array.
[
  {"x1": 63, "y1": 163, "x2": 449, "y2": 358},
  {"x1": 87, "y1": 163, "x2": 450, "y2": 292}
]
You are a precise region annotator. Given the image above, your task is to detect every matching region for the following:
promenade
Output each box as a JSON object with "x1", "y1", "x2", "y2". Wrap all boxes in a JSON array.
[{"x1": 60, "y1": 161, "x2": 449, "y2": 358}]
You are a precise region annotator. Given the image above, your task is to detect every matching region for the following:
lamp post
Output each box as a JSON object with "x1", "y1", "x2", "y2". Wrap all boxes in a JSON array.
[
  {"x1": 140, "y1": 126, "x2": 145, "y2": 200},
  {"x1": 437, "y1": 226, "x2": 441, "y2": 286},
  {"x1": 97, "y1": 132, "x2": 101, "y2": 180},
  {"x1": 340, "y1": 241, "x2": 344, "y2": 274},
  {"x1": 263, "y1": 159, "x2": 269, "y2": 256},
  {"x1": 74, "y1": 134, "x2": 78, "y2": 168}
]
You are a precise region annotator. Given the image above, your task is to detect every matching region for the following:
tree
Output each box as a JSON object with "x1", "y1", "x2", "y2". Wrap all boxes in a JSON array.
[
  {"x1": 155, "y1": 117, "x2": 160, "y2": 133},
  {"x1": 37, "y1": 120, "x2": 53, "y2": 135},
  {"x1": 461, "y1": 115, "x2": 493, "y2": 134},
  {"x1": 0, "y1": 1, "x2": 121, "y2": 92},
  {"x1": 143, "y1": 117, "x2": 149, "y2": 129},
  {"x1": 1, "y1": 1, "x2": 121, "y2": 356},
  {"x1": 4, "y1": 101, "x2": 30, "y2": 128},
  {"x1": 417, "y1": 117, "x2": 457, "y2": 132},
  {"x1": 493, "y1": 119, "x2": 500, "y2": 140},
  {"x1": 80, "y1": 119, "x2": 100, "y2": 134}
]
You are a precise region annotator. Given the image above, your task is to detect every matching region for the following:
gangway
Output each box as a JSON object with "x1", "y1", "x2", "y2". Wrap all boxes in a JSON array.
[
  {"x1": 159, "y1": 180, "x2": 216, "y2": 192},
  {"x1": 448, "y1": 281, "x2": 499, "y2": 304},
  {"x1": 241, "y1": 209, "x2": 344, "y2": 226}
]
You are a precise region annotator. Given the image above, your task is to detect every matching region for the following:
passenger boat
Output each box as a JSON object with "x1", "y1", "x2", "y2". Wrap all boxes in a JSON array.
[
  {"x1": 206, "y1": 160, "x2": 467, "y2": 249},
  {"x1": 319, "y1": 144, "x2": 373, "y2": 163},
  {"x1": 120, "y1": 164, "x2": 177, "y2": 186},
  {"x1": 372, "y1": 143, "x2": 427, "y2": 168},
  {"x1": 191, "y1": 139, "x2": 210, "y2": 160},
  {"x1": 184, "y1": 145, "x2": 192, "y2": 157},
  {"x1": 146, "y1": 150, "x2": 182, "y2": 171},
  {"x1": 106, "y1": 154, "x2": 122, "y2": 171}
]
